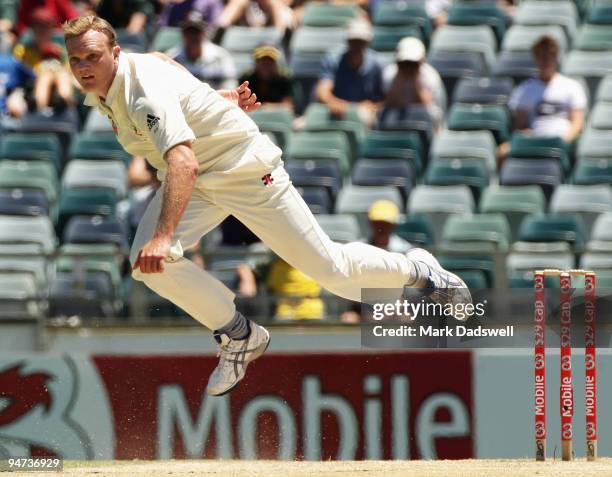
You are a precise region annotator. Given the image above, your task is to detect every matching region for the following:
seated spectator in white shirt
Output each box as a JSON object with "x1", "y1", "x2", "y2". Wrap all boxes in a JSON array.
[
  {"x1": 382, "y1": 36, "x2": 443, "y2": 127},
  {"x1": 166, "y1": 10, "x2": 237, "y2": 90},
  {"x1": 508, "y1": 35, "x2": 586, "y2": 144}
]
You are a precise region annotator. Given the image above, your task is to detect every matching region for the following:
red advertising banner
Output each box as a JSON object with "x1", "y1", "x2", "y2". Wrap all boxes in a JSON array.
[{"x1": 0, "y1": 351, "x2": 473, "y2": 460}]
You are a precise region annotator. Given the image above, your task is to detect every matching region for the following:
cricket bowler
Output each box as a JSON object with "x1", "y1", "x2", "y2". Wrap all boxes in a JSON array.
[{"x1": 64, "y1": 15, "x2": 472, "y2": 396}]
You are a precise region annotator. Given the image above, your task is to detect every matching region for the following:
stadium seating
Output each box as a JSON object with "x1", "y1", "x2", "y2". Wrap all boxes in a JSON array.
[
  {"x1": 424, "y1": 159, "x2": 490, "y2": 202},
  {"x1": 335, "y1": 185, "x2": 404, "y2": 235},
  {"x1": 502, "y1": 25, "x2": 568, "y2": 54},
  {"x1": 360, "y1": 130, "x2": 424, "y2": 175},
  {"x1": 316, "y1": 214, "x2": 361, "y2": 243},
  {"x1": 351, "y1": 158, "x2": 415, "y2": 202},
  {"x1": 69, "y1": 132, "x2": 131, "y2": 165},
  {"x1": 430, "y1": 130, "x2": 497, "y2": 172},
  {"x1": 447, "y1": 2, "x2": 507, "y2": 45},
  {"x1": 575, "y1": 24, "x2": 612, "y2": 50},
  {"x1": 480, "y1": 185, "x2": 546, "y2": 241},
  {"x1": 221, "y1": 26, "x2": 282, "y2": 53},
  {"x1": 372, "y1": 1, "x2": 432, "y2": 44},
  {"x1": 595, "y1": 74, "x2": 612, "y2": 102},
  {"x1": 452, "y1": 76, "x2": 514, "y2": 106},
  {"x1": 577, "y1": 128, "x2": 612, "y2": 159},
  {"x1": 0, "y1": 189, "x2": 49, "y2": 218},
  {"x1": 518, "y1": 214, "x2": 586, "y2": 248},
  {"x1": 151, "y1": 27, "x2": 181, "y2": 53},
  {"x1": 290, "y1": 27, "x2": 346, "y2": 55},
  {"x1": 492, "y1": 50, "x2": 538, "y2": 84},
  {"x1": 301, "y1": 4, "x2": 358, "y2": 27},
  {"x1": 508, "y1": 133, "x2": 571, "y2": 173},
  {"x1": 0, "y1": 215, "x2": 56, "y2": 253},
  {"x1": 447, "y1": 104, "x2": 510, "y2": 144},
  {"x1": 549, "y1": 184, "x2": 612, "y2": 238},
  {"x1": 395, "y1": 215, "x2": 435, "y2": 246},
  {"x1": 377, "y1": 105, "x2": 435, "y2": 149},
  {"x1": 0, "y1": 133, "x2": 62, "y2": 172},
  {"x1": 441, "y1": 214, "x2": 511, "y2": 252},
  {"x1": 408, "y1": 185, "x2": 475, "y2": 241},
  {"x1": 562, "y1": 51, "x2": 612, "y2": 99},
  {"x1": 297, "y1": 186, "x2": 332, "y2": 214},
  {"x1": 57, "y1": 189, "x2": 117, "y2": 234},
  {"x1": 515, "y1": 1, "x2": 578, "y2": 40},
  {"x1": 287, "y1": 131, "x2": 351, "y2": 176},
  {"x1": 83, "y1": 108, "x2": 114, "y2": 133},
  {"x1": 62, "y1": 216, "x2": 129, "y2": 252},
  {"x1": 248, "y1": 108, "x2": 293, "y2": 149},
  {"x1": 62, "y1": 160, "x2": 128, "y2": 199},
  {"x1": 588, "y1": 102, "x2": 612, "y2": 129},
  {"x1": 371, "y1": 26, "x2": 422, "y2": 52},
  {"x1": 430, "y1": 25, "x2": 497, "y2": 72},
  {"x1": 0, "y1": 161, "x2": 59, "y2": 219},
  {"x1": 573, "y1": 159, "x2": 612, "y2": 184},
  {"x1": 0, "y1": 272, "x2": 43, "y2": 319},
  {"x1": 428, "y1": 50, "x2": 488, "y2": 100},
  {"x1": 285, "y1": 159, "x2": 342, "y2": 202},
  {"x1": 499, "y1": 158, "x2": 563, "y2": 199}
]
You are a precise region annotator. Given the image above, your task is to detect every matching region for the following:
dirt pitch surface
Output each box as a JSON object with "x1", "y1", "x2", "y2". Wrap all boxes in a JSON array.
[{"x1": 10, "y1": 458, "x2": 612, "y2": 477}]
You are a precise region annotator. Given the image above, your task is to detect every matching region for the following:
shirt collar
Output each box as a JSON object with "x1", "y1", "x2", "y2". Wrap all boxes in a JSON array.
[{"x1": 83, "y1": 52, "x2": 127, "y2": 108}]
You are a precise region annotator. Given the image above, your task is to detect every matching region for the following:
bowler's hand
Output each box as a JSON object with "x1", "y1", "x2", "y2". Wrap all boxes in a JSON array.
[
  {"x1": 132, "y1": 236, "x2": 172, "y2": 274},
  {"x1": 234, "y1": 81, "x2": 262, "y2": 112}
]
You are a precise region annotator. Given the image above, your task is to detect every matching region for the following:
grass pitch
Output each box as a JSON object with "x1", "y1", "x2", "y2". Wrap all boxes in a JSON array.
[{"x1": 10, "y1": 458, "x2": 612, "y2": 477}]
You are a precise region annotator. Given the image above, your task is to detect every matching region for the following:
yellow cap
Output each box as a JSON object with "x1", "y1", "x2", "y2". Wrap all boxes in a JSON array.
[
  {"x1": 368, "y1": 200, "x2": 400, "y2": 224},
  {"x1": 253, "y1": 45, "x2": 280, "y2": 61}
]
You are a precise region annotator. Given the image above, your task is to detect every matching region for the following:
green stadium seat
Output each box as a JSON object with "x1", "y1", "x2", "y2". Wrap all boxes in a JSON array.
[
  {"x1": 408, "y1": 185, "x2": 475, "y2": 241},
  {"x1": 151, "y1": 27, "x2": 182, "y2": 53},
  {"x1": 479, "y1": 185, "x2": 546, "y2": 241},
  {"x1": 302, "y1": 103, "x2": 365, "y2": 163},
  {"x1": 57, "y1": 188, "x2": 117, "y2": 233},
  {"x1": 549, "y1": 184, "x2": 612, "y2": 238},
  {"x1": 438, "y1": 255, "x2": 496, "y2": 287},
  {"x1": 316, "y1": 214, "x2": 361, "y2": 243},
  {"x1": 335, "y1": 185, "x2": 404, "y2": 235},
  {"x1": 572, "y1": 159, "x2": 612, "y2": 184},
  {"x1": 562, "y1": 51, "x2": 612, "y2": 99},
  {"x1": 248, "y1": 108, "x2": 293, "y2": 150},
  {"x1": 424, "y1": 159, "x2": 490, "y2": 202},
  {"x1": 302, "y1": 4, "x2": 358, "y2": 27},
  {"x1": 371, "y1": 26, "x2": 422, "y2": 52},
  {"x1": 0, "y1": 256, "x2": 50, "y2": 290},
  {"x1": 287, "y1": 131, "x2": 351, "y2": 176},
  {"x1": 69, "y1": 132, "x2": 131, "y2": 165},
  {"x1": 221, "y1": 26, "x2": 282, "y2": 53},
  {"x1": 0, "y1": 215, "x2": 56, "y2": 253},
  {"x1": 502, "y1": 25, "x2": 567, "y2": 54},
  {"x1": 430, "y1": 130, "x2": 496, "y2": 172},
  {"x1": 575, "y1": 24, "x2": 612, "y2": 51},
  {"x1": 515, "y1": 0, "x2": 578, "y2": 41},
  {"x1": 290, "y1": 26, "x2": 346, "y2": 54},
  {"x1": 56, "y1": 255, "x2": 122, "y2": 299},
  {"x1": 507, "y1": 242, "x2": 574, "y2": 287},
  {"x1": 441, "y1": 213, "x2": 511, "y2": 251},
  {"x1": 62, "y1": 160, "x2": 128, "y2": 199},
  {"x1": 360, "y1": 130, "x2": 424, "y2": 174},
  {"x1": 509, "y1": 133, "x2": 571, "y2": 173},
  {"x1": 0, "y1": 272, "x2": 42, "y2": 319},
  {"x1": 595, "y1": 74, "x2": 612, "y2": 102},
  {"x1": 587, "y1": 4, "x2": 612, "y2": 24},
  {"x1": 454, "y1": 269, "x2": 489, "y2": 289},
  {"x1": 395, "y1": 215, "x2": 435, "y2": 246},
  {"x1": 0, "y1": 162, "x2": 59, "y2": 218},
  {"x1": 0, "y1": 133, "x2": 62, "y2": 172},
  {"x1": 372, "y1": 2, "x2": 432, "y2": 44},
  {"x1": 430, "y1": 25, "x2": 496, "y2": 71},
  {"x1": 447, "y1": 104, "x2": 510, "y2": 144},
  {"x1": 577, "y1": 128, "x2": 612, "y2": 160},
  {"x1": 518, "y1": 214, "x2": 586, "y2": 248},
  {"x1": 447, "y1": 2, "x2": 508, "y2": 45},
  {"x1": 589, "y1": 103, "x2": 612, "y2": 130}
]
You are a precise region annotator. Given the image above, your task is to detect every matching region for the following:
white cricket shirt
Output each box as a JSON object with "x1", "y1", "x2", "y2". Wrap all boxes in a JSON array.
[{"x1": 84, "y1": 52, "x2": 281, "y2": 182}]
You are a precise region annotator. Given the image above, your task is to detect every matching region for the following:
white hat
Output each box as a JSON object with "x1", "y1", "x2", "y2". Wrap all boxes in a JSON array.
[
  {"x1": 396, "y1": 36, "x2": 426, "y2": 62},
  {"x1": 347, "y1": 19, "x2": 373, "y2": 42}
]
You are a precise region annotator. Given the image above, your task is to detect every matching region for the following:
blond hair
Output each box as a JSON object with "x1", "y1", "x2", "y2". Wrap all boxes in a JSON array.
[{"x1": 63, "y1": 15, "x2": 117, "y2": 48}]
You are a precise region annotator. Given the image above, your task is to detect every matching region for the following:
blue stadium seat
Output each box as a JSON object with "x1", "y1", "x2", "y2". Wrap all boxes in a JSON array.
[
  {"x1": 518, "y1": 214, "x2": 586, "y2": 248},
  {"x1": 499, "y1": 158, "x2": 563, "y2": 200},
  {"x1": 285, "y1": 159, "x2": 342, "y2": 202},
  {"x1": 452, "y1": 76, "x2": 514, "y2": 106},
  {"x1": 351, "y1": 158, "x2": 415, "y2": 202},
  {"x1": 63, "y1": 216, "x2": 128, "y2": 252},
  {"x1": 297, "y1": 186, "x2": 332, "y2": 214},
  {"x1": 0, "y1": 189, "x2": 49, "y2": 218}
]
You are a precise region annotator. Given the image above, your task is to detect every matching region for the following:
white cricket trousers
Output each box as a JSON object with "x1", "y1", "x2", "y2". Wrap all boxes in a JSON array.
[{"x1": 130, "y1": 161, "x2": 416, "y2": 330}]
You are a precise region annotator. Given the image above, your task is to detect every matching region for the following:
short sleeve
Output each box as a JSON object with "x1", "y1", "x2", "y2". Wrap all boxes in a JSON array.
[
  {"x1": 569, "y1": 79, "x2": 587, "y2": 110},
  {"x1": 133, "y1": 94, "x2": 196, "y2": 158},
  {"x1": 320, "y1": 52, "x2": 339, "y2": 81},
  {"x1": 508, "y1": 82, "x2": 527, "y2": 112}
]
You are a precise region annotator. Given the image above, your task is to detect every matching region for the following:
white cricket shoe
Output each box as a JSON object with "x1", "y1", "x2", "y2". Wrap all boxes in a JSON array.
[
  {"x1": 405, "y1": 248, "x2": 473, "y2": 322},
  {"x1": 206, "y1": 321, "x2": 270, "y2": 396}
]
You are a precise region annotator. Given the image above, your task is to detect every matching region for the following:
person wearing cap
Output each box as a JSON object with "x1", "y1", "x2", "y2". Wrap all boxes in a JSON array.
[
  {"x1": 367, "y1": 200, "x2": 412, "y2": 253},
  {"x1": 13, "y1": 8, "x2": 74, "y2": 113},
  {"x1": 382, "y1": 36, "x2": 443, "y2": 127},
  {"x1": 239, "y1": 44, "x2": 293, "y2": 109},
  {"x1": 65, "y1": 15, "x2": 471, "y2": 396},
  {"x1": 316, "y1": 18, "x2": 383, "y2": 124},
  {"x1": 166, "y1": 10, "x2": 237, "y2": 90}
]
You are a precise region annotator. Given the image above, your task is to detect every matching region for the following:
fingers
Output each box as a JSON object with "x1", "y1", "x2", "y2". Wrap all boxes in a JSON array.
[{"x1": 132, "y1": 251, "x2": 165, "y2": 274}]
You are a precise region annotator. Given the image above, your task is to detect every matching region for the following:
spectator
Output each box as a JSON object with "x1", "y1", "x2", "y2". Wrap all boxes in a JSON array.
[
  {"x1": 217, "y1": 0, "x2": 293, "y2": 34},
  {"x1": 16, "y1": 0, "x2": 78, "y2": 35},
  {"x1": 13, "y1": 8, "x2": 74, "y2": 112},
  {"x1": 266, "y1": 257, "x2": 325, "y2": 321},
  {"x1": 340, "y1": 200, "x2": 411, "y2": 323},
  {"x1": 500, "y1": 35, "x2": 587, "y2": 159},
  {"x1": 382, "y1": 36, "x2": 443, "y2": 127},
  {"x1": 315, "y1": 18, "x2": 383, "y2": 126},
  {"x1": 0, "y1": 54, "x2": 35, "y2": 124},
  {"x1": 425, "y1": 0, "x2": 451, "y2": 28},
  {"x1": 239, "y1": 44, "x2": 293, "y2": 109},
  {"x1": 93, "y1": 0, "x2": 148, "y2": 34},
  {"x1": 166, "y1": 10, "x2": 237, "y2": 89},
  {"x1": 158, "y1": 0, "x2": 223, "y2": 34}
]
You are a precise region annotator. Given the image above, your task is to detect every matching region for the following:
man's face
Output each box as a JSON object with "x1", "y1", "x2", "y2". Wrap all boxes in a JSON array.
[
  {"x1": 397, "y1": 60, "x2": 420, "y2": 78},
  {"x1": 182, "y1": 27, "x2": 205, "y2": 48},
  {"x1": 534, "y1": 47, "x2": 557, "y2": 74},
  {"x1": 255, "y1": 56, "x2": 277, "y2": 79},
  {"x1": 32, "y1": 22, "x2": 53, "y2": 45},
  {"x1": 347, "y1": 39, "x2": 368, "y2": 56},
  {"x1": 66, "y1": 29, "x2": 119, "y2": 96}
]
